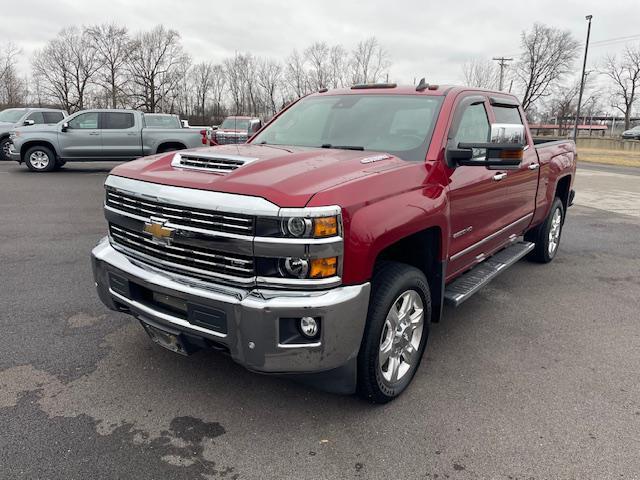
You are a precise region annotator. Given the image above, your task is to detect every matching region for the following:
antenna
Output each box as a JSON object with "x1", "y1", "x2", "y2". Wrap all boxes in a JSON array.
[{"x1": 416, "y1": 78, "x2": 429, "y2": 92}]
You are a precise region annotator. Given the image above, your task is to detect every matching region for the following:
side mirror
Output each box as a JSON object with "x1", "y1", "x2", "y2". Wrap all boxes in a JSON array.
[
  {"x1": 446, "y1": 123, "x2": 525, "y2": 169},
  {"x1": 23, "y1": 119, "x2": 35, "y2": 126},
  {"x1": 61, "y1": 122, "x2": 69, "y2": 132}
]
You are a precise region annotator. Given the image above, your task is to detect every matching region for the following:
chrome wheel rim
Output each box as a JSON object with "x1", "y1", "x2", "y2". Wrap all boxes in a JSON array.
[
  {"x1": 548, "y1": 208, "x2": 562, "y2": 255},
  {"x1": 29, "y1": 150, "x2": 50, "y2": 169},
  {"x1": 1, "y1": 140, "x2": 10, "y2": 157},
  {"x1": 378, "y1": 290, "x2": 424, "y2": 383}
]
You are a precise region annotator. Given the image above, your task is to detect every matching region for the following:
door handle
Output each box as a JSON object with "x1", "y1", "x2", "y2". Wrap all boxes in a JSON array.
[
  {"x1": 89, "y1": 132, "x2": 100, "y2": 136},
  {"x1": 493, "y1": 173, "x2": 507, "y2": 181},
  {"x1": 528, "y1": 163, "x2": 540, "y2": 170}
]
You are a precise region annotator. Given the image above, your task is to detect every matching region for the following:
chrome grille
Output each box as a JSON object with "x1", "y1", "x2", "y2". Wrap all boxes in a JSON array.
[
  {"x1": 216, "y1": 134, "x2": 247, "y2": 145},
  {"x1": 109, "y1": 224, "x2": 255, "y2": 279},
  {"x1": 105, "y1": 189, "x2": 254, "y2": 235}
]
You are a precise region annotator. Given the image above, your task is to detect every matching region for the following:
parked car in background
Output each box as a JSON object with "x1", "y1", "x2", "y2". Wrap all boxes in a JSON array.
[
  {"x1": 621, "y1": 125, "x2": 640, "y2": 140},
  {"x1": 92, "y1": 83, "x2": 576, "y2": 403},
  {"x1": 180, "y1": 118, "x2": 217, "y2": 144},
  {"x1": 0, "y1": 107, "x2": 67, "y2": 160},
  {"x1": 214, "y1": 116, "x2": 262, "y2": 144},
  {"x1": 9, "y1": 109, "x2": 210, "y2": 172}
]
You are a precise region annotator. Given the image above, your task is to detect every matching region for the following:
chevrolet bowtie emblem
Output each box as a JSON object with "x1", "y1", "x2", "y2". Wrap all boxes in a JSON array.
[{"x1": 143, "y1": 219, "x2": 174, "y2": 244}]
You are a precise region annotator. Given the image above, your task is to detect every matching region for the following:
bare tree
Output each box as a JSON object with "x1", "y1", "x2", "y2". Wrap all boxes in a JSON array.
[
  {"x1": 86, "y1": 23, "x2": 131, "y2": 108},
  {"x1": 351, "y1": 37, "x2": 391, "y2": 84},
  {"x1": 210, "y1": 64, "x2": 226, "y2": 120},
  {"x1": 126, "y1": 25, "x2": 190, "y2": 112},
  {"x1": 0, "y1": 42, "x2": 26, "y2": 106},
  {"x1": 32, "y1": 28, "x2": 100, "y2": 112},
  {"x1": 192, "y1": 61, "x2": 214, "y2": 123},
  {"x1": 328, "y1": 44, "x2": 348, "y2": 88},
  {"x1": 462, "y1": 59, "x2": 498, "y2": 89},
  {"x1": 257, "y1": 58, "x2": 283, "y2": 116},
  {"x1": 602, "y1": 45, "x2": 640, "y2": 130},
  {"x1": 305, "y1": 42, "x2": 331, "y2": 90},
  {"x1": 284, "y1": 49, "x2": 309, "y2": 100},
  {"x1": 515, "y1": 23, "x2": 580, "y2": 112}
]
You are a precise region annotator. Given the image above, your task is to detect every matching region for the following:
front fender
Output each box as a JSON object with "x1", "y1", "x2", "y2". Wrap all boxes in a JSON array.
[{"x1": 342, "y1": 184, "x2": 449, "y2": 285}]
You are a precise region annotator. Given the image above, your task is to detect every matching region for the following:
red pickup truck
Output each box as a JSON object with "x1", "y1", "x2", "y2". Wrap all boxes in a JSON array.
[{"x1": 92, "y1": 83, "x2": 576, "y2": 403}]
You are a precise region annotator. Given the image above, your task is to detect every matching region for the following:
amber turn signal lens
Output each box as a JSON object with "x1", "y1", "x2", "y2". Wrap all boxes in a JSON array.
[
  {"x1": 313, "y1": 216, "x2": 338, "y2": 237},
  {"x1": 309, "y1": 257, "x2": 338, "y2": 278},
  {"x1": 500, "y1": 149, "x2": 523, "y2": 160}
]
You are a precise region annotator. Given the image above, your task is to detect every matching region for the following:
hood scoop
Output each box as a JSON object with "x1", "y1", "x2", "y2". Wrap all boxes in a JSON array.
[{"x1": 171, "y1": 151, "x2": 258, "y2": 174}]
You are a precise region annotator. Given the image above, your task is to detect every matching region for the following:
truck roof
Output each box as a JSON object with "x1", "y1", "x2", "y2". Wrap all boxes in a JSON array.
[{"x1": 306, "y1": 84, "x2": 520, "y2": 104}]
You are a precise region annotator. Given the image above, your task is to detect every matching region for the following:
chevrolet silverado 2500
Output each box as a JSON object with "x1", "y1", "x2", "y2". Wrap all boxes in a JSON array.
[
  {"x1": 9, "y1": 109, "x2": 209, "y2": 172},
  {"x1": 92, "y1": 83, "x2": 576, "y2": 403}
]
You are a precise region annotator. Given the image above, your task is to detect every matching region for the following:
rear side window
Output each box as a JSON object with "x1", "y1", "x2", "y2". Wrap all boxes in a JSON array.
[
  {"x1": 103, "y1": 113, "x2": 135, "y2": 129},
  {"x1": 43, "y1": 112, "x2": 64, "y2": 123},
  {"x1": 493, "y1": 106, "x2": 523, "y2": 125},
  {"x1": 26, "y1": 112, "x2": 45, "y2": 124}
]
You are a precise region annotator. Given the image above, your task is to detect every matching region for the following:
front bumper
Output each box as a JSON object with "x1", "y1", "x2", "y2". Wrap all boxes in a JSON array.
[
  {"x1": 8, "y1": 142, "x2": 20, "y2": 162},
  {"x1": 92, "y1": 238, "x2": 370, "y2": 389}
]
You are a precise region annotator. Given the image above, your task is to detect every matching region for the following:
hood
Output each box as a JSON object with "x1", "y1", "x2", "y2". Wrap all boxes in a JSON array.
[
  {"x1": 110, "y1": 144, "x2": 407, "y2": 207},
  {"x1": 0, "y1": 121, "x2": 16, "y2": 133}
]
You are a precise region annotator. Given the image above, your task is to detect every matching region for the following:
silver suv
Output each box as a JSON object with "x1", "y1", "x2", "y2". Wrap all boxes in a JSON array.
[{"x1": 0, "y1": 108, "x2": 67, "y2": 160}]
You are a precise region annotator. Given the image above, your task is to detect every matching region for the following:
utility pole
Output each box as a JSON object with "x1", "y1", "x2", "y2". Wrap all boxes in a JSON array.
[
  {"x1": 493, "y1": 56, "x2": 513, "y2": 91},
  {"x1": 573, "y1": 15, "x2": 593, "y2": 141}
]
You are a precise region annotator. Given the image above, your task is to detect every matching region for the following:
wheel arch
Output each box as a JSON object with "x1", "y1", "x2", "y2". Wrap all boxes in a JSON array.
[
  {"x1": 21, "y1": 140, "x2": 58, "y2": 159},
  {"x1": 555, "y1": 174, "x2": 572, "y2": 214},
  {"x1": 155, "y1": 141, "x2": 186, "y2": 154}
]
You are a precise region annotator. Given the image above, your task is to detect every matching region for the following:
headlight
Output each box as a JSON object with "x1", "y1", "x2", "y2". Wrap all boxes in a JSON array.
[
  {"x1": 275, "y1": 256, "x2": 337, "y2": 279},
  {"x1": 285, "y1": 217, "x2": 312, "y2": 237}
]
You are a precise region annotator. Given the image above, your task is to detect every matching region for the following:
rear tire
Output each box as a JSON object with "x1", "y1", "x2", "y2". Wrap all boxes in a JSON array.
[
  {"x1": 0, "y1": 137, "x2": 11, "y2": 161},
  {"x1": 357, "y1": 262, "x2": 431, "y2": 403},
  {"x1": 24, "y1": 145, "x2": 56, "y2": 172},
  {"x1": 526, "y1": 197, "x2": 565, "y2": 263}
]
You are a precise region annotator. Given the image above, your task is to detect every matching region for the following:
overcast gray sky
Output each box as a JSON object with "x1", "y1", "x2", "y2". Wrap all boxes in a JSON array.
[{"x1": 3, "y1": 0, "x2": 639, "y2": 85}]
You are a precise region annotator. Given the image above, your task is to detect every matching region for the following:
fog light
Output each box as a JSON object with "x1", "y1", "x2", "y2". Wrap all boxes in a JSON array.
[
  {"x1": 281, "y1": 258, "x2": 309, "y2": 278},
  {"x1": 300, "y1": 317, "x2": 319, "y2": 338}
]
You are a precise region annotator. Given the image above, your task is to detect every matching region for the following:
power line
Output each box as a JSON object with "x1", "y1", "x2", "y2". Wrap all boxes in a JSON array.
[{"x1": 492, "y1": 57, "x2": 513, "y2": 91}]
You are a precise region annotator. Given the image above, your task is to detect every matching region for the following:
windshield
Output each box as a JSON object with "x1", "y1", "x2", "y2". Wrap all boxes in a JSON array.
[
  {"x1": 221, "y1": 118, "x2": 250, "y2": 131},
  {"x1": 252, "y1": 94, "x2": 443, "y2": 161},
  {"x1": 0, "y1": 108, "x2": 27, "y2": 123},
  {"x1": 144, "y1": 114, "x2": 181, "y2": 129}
]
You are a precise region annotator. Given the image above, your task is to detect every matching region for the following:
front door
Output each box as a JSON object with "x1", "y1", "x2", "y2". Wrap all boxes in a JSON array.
[
  {"x1": 445, "y1": 95, "x2": 513, "y2": 279},
  {"x1": 58, "y1": 112, "x2": 102, "y2": 158},
  {"x1": 101, "y1": 112, "x2": 142, "y2": 158}
]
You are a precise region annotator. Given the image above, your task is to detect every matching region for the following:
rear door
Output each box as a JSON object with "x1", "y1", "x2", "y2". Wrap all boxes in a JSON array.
[
  {"x1": 445, "y1": 94, "x2": 514, "y2": 279},
  {"x1": 489, "y1": 101, "x2": 539, "y2": 232},
  {"x1": 58, "y1": 112, "x2": 102, "y2": 158},
  {"x1": 100, "y1": 112, "x2": 142, "y2": 158}
]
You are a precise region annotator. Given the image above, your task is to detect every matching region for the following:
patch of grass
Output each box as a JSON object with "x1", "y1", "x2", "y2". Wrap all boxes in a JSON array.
[{"x1": 577, "y1": 147, "x2": 640, "y2": 168}]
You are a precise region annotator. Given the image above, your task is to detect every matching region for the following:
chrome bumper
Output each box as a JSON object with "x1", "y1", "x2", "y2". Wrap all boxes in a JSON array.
[{"x1": 91, "y1": 237, "x2": 370, "y2": 377}]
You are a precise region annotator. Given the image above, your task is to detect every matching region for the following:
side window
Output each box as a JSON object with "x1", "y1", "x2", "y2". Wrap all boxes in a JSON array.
[
  {"x1": 493, "y1": 106, "x2": 523, "y2": 125},
  {"x1": 43, "y1": 112, "x2": 64, "y2": 124},
  {"x1": 68, "y1": 112, "x2": 99, "y2": 129},
  {"x1": 103, "y1": 112, "x2": 135, "y2": 129},
  {"x1": 454, "y1": 103, "x2": 490, "y2": 158},
  {"x1": 26, "y1": 112, "x2": 45, "y2": 124}
]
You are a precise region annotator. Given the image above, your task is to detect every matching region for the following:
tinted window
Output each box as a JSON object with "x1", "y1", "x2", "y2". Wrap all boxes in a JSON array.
[
  {"x1": 454, "y1": 103, "x2": 490, "y2": 159},
  {"x1": 103, "y1": 112, "x2": 135, "y2": 129},
  {"x1": 43, "y1": 112, "x2": 64, "y2": 124},
  {"x1": 252, "y1": 95, "x2": 443, "y2": 162},
  {"x1": 26, "y1": 112, "x2": 45, "y2": 124},
  {"x1": 493, "y1": 106, "x2": 523, "y2": 125},
  {"x1": 68, "y1": 112, "x2": 99, "y2": 129}
]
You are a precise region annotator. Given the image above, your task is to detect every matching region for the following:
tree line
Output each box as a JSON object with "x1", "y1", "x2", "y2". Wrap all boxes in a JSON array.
[
  {"x1": 2, "y1": 22, "x2": 639, "y2": 130},
  {"x1": 0, "y1": 24, "x2": 390, "y2": 124},
  {"x1": 462, "y1": 23, "x2": 640, "y2": 131}
]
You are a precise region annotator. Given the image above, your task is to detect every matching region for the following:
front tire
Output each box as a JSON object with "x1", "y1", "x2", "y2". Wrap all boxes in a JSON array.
[
  {"x1": 24, "y1": 146, "x2": 56, "y2": 172},
  {"x1": 357, "y1": 262, "x2": 431, "y2": 403},
  {"x1": 526, "y1": 197, "x2": 565, "y2": 263}
]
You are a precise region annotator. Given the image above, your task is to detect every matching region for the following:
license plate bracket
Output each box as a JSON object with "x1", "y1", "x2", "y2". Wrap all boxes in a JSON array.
[{"x1": 140, "y1": 320, "x2": 192, "y2": 356}]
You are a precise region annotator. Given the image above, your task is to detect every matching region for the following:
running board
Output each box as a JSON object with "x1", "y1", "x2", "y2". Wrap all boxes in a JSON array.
[{"x1": 444, "y1": 241, "x2": 535, "y2": 307}]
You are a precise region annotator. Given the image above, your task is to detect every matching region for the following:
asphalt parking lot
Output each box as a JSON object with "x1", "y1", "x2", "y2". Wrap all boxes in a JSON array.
[{"x1": 0, "y1": 160, "x2": 638, "y2": 479}]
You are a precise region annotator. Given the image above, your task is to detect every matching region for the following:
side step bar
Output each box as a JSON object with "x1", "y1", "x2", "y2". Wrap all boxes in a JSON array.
[{"x1": 444, "y1": 241, "x2": 535, "y2": 307}]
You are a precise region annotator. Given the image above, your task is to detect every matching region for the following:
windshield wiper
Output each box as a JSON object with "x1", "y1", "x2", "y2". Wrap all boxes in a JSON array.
[{"x1": 320, "y1": 144, "x2": 364, "y2": 151}]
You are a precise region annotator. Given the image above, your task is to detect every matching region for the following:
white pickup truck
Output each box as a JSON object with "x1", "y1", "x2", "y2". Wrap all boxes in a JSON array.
[{"x1": 9, "y1": 109, "x2": 209, "y2": 172}]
